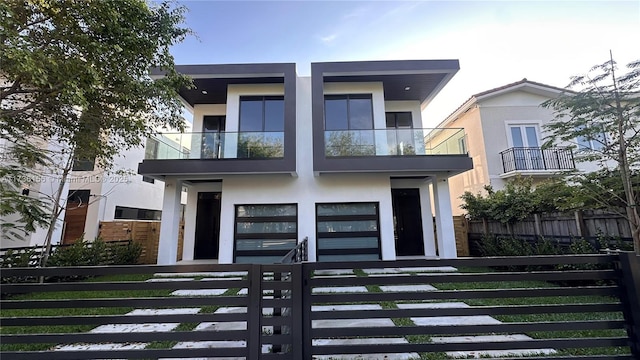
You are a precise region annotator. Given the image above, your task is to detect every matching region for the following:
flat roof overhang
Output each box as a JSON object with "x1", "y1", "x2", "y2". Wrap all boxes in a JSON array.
[{"x1": 150, "y1": 63, "x2": 296, "y2": 106}]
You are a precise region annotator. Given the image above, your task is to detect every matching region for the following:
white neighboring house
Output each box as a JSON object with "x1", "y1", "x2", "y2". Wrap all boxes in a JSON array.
[
  {"x1": 0, "y1": 126, "x2": 192, "y2": 249},
  {"x1": 436, "y1": 79, "x2": 607, "y2": 215},
  {"x1": 139, "y1": 60, "x2": 473, "y2": 264}
]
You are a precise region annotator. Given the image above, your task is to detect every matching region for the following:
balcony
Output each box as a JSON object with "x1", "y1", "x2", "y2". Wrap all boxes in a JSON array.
[
  {"x1": 324, "y1": 128, "x2": 467, "y2": 157},
  {"x1": 145, "y1": 132, "x2": 284, "y2": 160},
  {"x1": 500, "y1": 147, "x2": 575, "y2": 175},
  {"x1": 314, "y1": 128, "x2": 473, "y2": 175},
  {"x1": 139, "y1": 131, "x2": 295, "y2": 177}
]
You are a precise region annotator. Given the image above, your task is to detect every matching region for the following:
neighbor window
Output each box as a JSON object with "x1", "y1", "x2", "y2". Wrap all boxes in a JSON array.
[
  {"x1": 576, "y1": 125, "x2": 606, "y2": 151},
  {"x1": 114, "y1": 206, "x2": 161, "y2": 220},
  {"x1": 72, "y1": 157, "x2": 95, "y2": 171}
]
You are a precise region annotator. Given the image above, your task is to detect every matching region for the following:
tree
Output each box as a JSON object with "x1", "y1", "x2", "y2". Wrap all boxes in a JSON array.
[
  {"x1": 0, "y1": 0, "x2": 193, "y2": 264},
  {"x1": 542, "y1": 54, "x2": 640, "y2": 254},
  {"x1": 0, "y1": 140, "x2": 52, "y2": 241}
]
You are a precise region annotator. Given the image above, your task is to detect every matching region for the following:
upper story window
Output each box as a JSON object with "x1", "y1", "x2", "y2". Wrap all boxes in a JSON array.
[
  {"x1": 576, "y1": 126, "x2": 606, "y2": 151},
  {"x1": 324, "y1": 94, "x2": 373, "y2": 130},
  {"x1": 72, "y1": 157, "x2": 95, "y2": 171},
  {"x1": 239, "y1": 96, "x2": 284, "y2": 132},
  {"x1": 385, "y1": 112, "x2": 413, "y2": 128}
]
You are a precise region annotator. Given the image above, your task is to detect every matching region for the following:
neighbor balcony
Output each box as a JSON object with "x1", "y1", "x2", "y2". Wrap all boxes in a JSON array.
[
  {"x1": 139, "y1": 131, "x2": 295, "y2": 177},
  {"x1": 500, "y1": 147, "x2": 575, "y2": 176},
  {"x1": 314, "y1": 128, "x2": 473, "y2": 175}
]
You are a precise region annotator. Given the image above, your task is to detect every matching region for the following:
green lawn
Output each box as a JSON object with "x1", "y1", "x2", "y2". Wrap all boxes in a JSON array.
[{"x1": 1, "y1": 269, "x2": 632, "y2": 358}]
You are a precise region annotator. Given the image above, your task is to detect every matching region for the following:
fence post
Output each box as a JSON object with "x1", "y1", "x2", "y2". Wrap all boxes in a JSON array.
[
  {"x1": 289, "y1": 263, "x2": 304, "y2": 359},
  {"x1": 618, "y1": 252, "x2": 640, "y2": 357},
  {"x1": 575, "y1": 210, "x2": 588, "y2": 238},
  {"x1": 301, "y1": 263, "x2": 313, "y2": 359},
  {"x1": 534, "y1": 213, "x2": 543, "y2": 238},
  {"x1": 247, "y1": 264, "x2": 262, "y2": 359}
]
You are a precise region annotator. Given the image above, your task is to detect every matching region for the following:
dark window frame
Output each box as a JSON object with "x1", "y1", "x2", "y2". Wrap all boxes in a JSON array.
[
  {"x1": 114, "y1": 206, "x2": 162, "y2": 221},
  {"x1": 239, "y1": 95, "x2": 285, "y2": 132},
  {"x1": 385, "y1": 111, "x2": 413, "y2": 129},
  {"x1": 142, "y1": 176, "x2": 155, "y2": 184},
  {"x1": 72, "y1": 157, "x2": 95, "y2": 172},
  {"x1": 315, "y1": 202, "x2": 381, "y2": 261},
  {"x1": 233, "y1": 203, "x2": 298, "y2": 263},
  {"x1": 324, "y1": 94, "x2": 374, "y2": 130}
]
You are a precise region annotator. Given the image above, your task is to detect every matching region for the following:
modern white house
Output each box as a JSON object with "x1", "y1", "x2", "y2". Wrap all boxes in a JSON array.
[
  {"x1": 139, "y1": 60, "x2": 473, "y2": 264},
  {"x1": 436, "y1": 79, "x2": 606, "y2": 215}
]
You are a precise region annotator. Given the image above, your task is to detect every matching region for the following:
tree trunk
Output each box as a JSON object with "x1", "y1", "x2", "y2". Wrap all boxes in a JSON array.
[{"x1": 39, "y1": 150, "x2": 75, "y2": 268}]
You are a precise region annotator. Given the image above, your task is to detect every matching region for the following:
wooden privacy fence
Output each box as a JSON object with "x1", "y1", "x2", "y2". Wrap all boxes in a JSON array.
[
  {"x1": 98, "y1": 220, "x2": 185, "y2": 264},
  {"x1": 1, "y1": 253, "x2": 639, "y2": 359},
  {"x1": 468, "y1": 210, "x2": 633, "y2": 244}
]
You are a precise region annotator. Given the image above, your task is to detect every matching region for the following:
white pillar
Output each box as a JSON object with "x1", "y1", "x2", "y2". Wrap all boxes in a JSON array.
[
  {"x1": 419, "y1": 181, "x2": 437, "y2": 257},
  {"x1": 157, "y1": 178, "x2": 182, "y2": 265},
  {"x1": 432, "y1": 176, "x2": 457, "y2": 259},
  {"x1": 379, "y1": 184, "x2": 396, "y2": 261}
]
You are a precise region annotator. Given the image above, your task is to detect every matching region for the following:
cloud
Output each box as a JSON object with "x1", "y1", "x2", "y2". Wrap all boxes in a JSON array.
[{"x1": 319, "y1": 33, "x2": 339, "y2": 45}]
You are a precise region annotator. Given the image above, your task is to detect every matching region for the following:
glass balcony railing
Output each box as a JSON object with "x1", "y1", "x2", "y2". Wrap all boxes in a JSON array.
[
  {"x1": 324, "y1": 128, "x2": 467, "y2": 157},
  {"x1": 144, "y1": 132, "x2": 284, "y2": 160}
]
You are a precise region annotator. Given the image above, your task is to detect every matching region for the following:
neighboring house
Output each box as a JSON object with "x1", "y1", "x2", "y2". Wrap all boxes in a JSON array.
[
  {"x1": 436, "y1": 79, "x2": 604, "y2": 215},
  {"x1": 139, "y1": 60, "x2": 473, "y2": 264},
  {"x1": 0, "y1": 137, "x2": 169, "y2": 249}
]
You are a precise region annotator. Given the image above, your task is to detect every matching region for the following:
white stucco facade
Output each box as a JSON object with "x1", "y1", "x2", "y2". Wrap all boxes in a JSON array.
[
  {"x1": 438, "y1": 80, "x2": 606, "y2": 215},
  {"x1": 152, "y1": 63, "x2": 467, "y2": 265}
]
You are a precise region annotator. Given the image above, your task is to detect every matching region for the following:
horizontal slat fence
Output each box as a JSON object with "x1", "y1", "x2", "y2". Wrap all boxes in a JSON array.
[
  {"x1": 1, "y1": 254, "x2": 639, "y2": 359},
  {"x1": 0, "y1": 240, "x2": 132, "y2": 267}
]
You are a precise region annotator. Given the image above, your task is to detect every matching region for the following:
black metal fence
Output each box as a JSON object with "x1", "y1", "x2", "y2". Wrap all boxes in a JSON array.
[
  {"x1": 0, "y1": 240, "x2": 133, "y2": 267},
  {"x1": 1, "y1": 253, "x2": 639, "y2": 359},
  {"x1": 500, "y1": 147, "x2": 575, "y2": 173}
]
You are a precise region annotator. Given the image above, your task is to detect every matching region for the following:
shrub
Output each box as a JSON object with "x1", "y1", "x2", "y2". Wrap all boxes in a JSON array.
[
  {"x1": 47, "y1": 238, "x2": 108, "y2": 267},
  {"x1": 0, "y1": 248, "x2": 38, "y2": 268},
  {"x1": 108, "y1": 240, "x2": 142, "y2": 265}
]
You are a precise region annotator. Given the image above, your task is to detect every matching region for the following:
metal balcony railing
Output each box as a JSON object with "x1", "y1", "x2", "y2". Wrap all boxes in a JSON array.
[
  {"x1": 500, "y1": 147, "x2": 575, "y2": 173},
  {"x1": 324, "y1": 128, "x2": 467, "y2": 157},
  {"x1": 144, "y1": 132, "x2": 284, "y2": 160}
]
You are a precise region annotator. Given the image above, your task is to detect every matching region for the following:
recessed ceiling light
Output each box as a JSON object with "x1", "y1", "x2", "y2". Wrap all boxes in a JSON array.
[
  {"x1": 404, "y1": 86, "x2": 411, "y2": 91},
  {"x1": 201, "y1": 90, "x2": 208, "y2": 94}
]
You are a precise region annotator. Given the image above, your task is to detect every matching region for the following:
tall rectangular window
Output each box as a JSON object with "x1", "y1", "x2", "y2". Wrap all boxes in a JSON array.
[
  {"x1": 234, "y1": 204, "x2": 297, "y2": 263},
  {"x1": 238, "y1": 96, "x2": 285, "y2": 159},
  {"x1": 324, "y1": 95, "x2": 375, "y2": 156},
  {"x1": 316, "y1": 202, "x2": 381, "y2": 262},
  {"x1": 324, "y1": 95, "x2": 373, "y2": 130}
]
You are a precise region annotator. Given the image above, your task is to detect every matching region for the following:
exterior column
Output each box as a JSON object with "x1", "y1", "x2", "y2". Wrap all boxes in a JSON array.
[
  {"x1": 419, "y1": 181, "x2": 437, "y2": 257},
  {"x1": 157, "y1": 178, "x2": 182, "y2": 265},
  {"x1": 432, "y1": 176, "x2": 457, "y2": 259}
]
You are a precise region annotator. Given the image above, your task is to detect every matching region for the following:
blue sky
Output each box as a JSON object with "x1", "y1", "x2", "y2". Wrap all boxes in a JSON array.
[{"x1": 171, "y1": 0, "x2": 640, "y2": 125}]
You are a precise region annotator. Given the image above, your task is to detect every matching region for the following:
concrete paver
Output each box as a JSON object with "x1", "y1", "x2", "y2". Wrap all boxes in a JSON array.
[
  {"x1": 313, "y1": 286, "x2": 368, "y2": 293},
  {"x1": 312, "y1": 337, "x2": 419, "y2": 360},
  {"x1": 430, "y1": 334, "x2": 556, "y2": 358}
]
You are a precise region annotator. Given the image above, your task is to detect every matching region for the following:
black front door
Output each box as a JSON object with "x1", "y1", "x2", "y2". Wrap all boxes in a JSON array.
[
  {"x1": 194, "y1": 192, "x2": 221, "y2": 259},
  {"x1": 392, "y1": 188, "x2": 425, "y2": 256}
]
